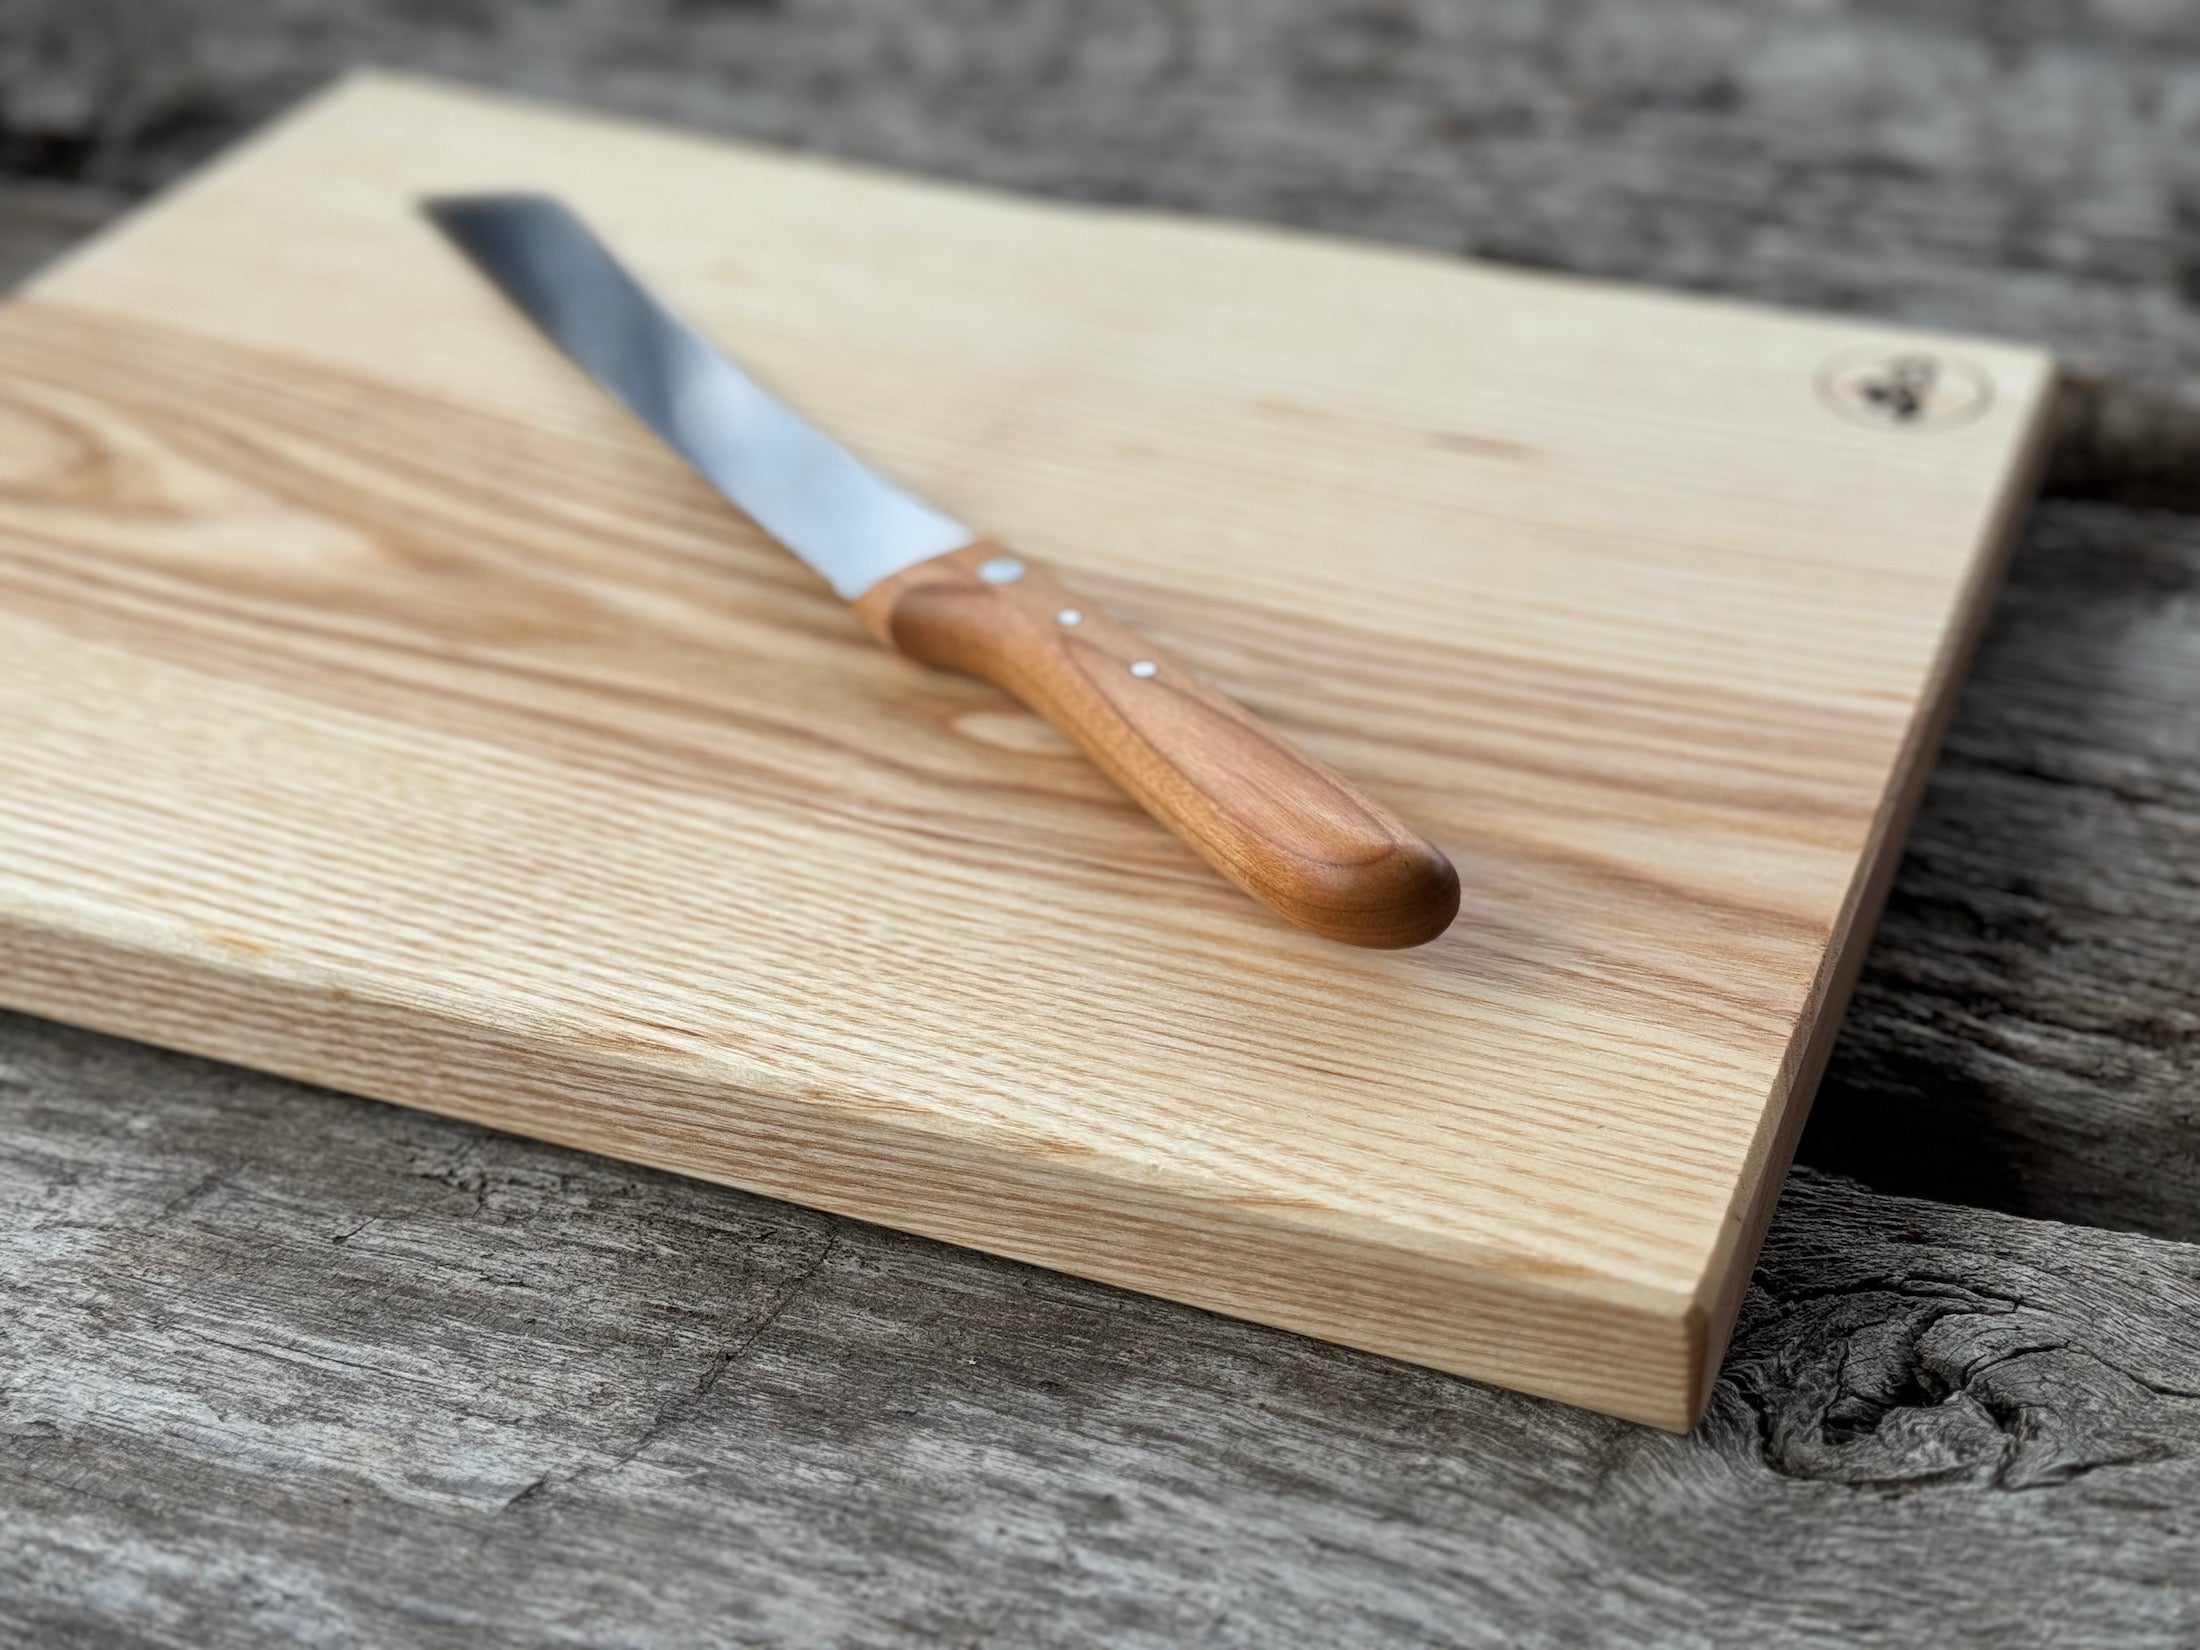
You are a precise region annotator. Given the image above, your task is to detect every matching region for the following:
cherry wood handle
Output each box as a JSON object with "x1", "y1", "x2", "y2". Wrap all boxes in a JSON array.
[{"x1": 853, "y1": 541, "x2": 1460, "y2": 948}]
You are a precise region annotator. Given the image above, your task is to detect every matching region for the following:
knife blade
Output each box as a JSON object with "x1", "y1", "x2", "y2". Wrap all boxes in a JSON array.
[{"x1": 424, "y1": 194, "x2": 1458, "y2": 947}]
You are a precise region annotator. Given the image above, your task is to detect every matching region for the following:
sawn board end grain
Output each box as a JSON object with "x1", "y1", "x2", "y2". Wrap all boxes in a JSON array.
[{"x1": 0, "y1": 73, "x2": 2056, "y2": 1426}]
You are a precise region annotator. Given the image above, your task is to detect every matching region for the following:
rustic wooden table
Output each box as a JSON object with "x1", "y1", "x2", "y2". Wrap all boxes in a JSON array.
[{"x1": 2, "y1": 5, "x2": 2196, "y2": 1645}]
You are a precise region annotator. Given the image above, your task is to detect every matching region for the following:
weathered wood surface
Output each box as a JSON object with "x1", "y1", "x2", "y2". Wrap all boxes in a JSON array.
[
  {"x1": 1809, "y1": 500, "x2": 2200, "y2": 1236},
  {"x1": 0, "y1": 1, "x2": 2197, "y2": 1643},
  {"x1": 5, "y1": 1012, "x2": 2198, "y2": 1649}
]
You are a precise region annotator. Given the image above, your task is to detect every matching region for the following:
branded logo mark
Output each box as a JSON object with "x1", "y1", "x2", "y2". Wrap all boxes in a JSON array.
[{"x1": 1815, "y1": 351, "x2": 1991, "y2": 431}]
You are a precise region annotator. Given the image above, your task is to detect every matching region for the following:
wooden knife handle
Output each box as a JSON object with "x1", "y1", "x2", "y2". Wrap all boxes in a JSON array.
[{"x1": 852, "y1": 541, "x2": 1459, "y2": 948}]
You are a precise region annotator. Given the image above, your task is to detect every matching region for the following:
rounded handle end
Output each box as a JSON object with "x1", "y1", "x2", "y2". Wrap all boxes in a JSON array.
[{"x1": 1291, "y1": 835, "x2": 1460, "y2": 950}]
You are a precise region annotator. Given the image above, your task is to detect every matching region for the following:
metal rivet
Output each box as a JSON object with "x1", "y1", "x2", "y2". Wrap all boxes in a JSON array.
[
  {"x1": 1056, "y1": 608, "x2": 1083, "y2": 626},
  {"x1": 1129, "y1": 660, "x2": 1158, "y2": 678},
  {"x1": 977, "y1": 555, "x2": 1026, "y2": 584}
]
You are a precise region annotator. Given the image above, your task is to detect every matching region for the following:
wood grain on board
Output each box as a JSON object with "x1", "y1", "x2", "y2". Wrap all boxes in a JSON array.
[{"x1": 0, "y1": 73, "x2": 2053, "y2": 1427}]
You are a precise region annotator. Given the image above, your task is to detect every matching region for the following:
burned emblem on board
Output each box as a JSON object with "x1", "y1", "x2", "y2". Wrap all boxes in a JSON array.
[{"x1": 1815, "y1": 351, "x2": 1992, "y2": 430}]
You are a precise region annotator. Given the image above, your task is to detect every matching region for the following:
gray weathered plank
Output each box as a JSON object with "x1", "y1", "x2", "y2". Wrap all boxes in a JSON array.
[
  {"x1": 2, "y1": 1012, "x2": 2196, "y2": 1649},
  {"x1": 1806, "y1": 501, "x2": 2200, "y2": 1235},
  {"x1": 7, "y1": 1, "x2": 2200, "y2": 392}
]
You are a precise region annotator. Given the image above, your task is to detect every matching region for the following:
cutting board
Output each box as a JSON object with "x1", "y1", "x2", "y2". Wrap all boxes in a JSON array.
[{"x1": 0, "y1": 73, "x2": 2053, "y2": 1428}]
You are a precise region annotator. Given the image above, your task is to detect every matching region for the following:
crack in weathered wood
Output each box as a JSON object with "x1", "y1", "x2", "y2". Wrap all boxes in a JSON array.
[
  {"x1": 2047, "y1": 374, "x2": 2200, "y2": 513},
  {"x1": 592, "y1": 1226, "x2": 841, "y2": 1482}
]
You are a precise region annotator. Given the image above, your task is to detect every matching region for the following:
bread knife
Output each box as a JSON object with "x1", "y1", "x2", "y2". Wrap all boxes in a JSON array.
[{"x1": 423, "y1": 195, "x2": 1458, "y2": 947}]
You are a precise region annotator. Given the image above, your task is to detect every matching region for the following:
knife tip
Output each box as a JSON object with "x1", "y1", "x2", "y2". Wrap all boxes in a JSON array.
[{"x1": 417, "y1": 191, "x2": 560, "y2": 228}]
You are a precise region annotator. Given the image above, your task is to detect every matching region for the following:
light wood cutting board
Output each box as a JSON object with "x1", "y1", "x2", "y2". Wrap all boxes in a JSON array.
[{"x1": 0, "y1": 73, "x2": 2053, "y2": 1427}]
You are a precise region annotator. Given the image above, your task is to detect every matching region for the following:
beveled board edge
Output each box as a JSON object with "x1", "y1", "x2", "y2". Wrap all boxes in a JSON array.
[
  {"x1": 1686, "y1": 367, "x2": 2060, "y2": 1418},
  {"x1": 0, "y1": 902, "x2": 1703, "y2": 1426}
]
